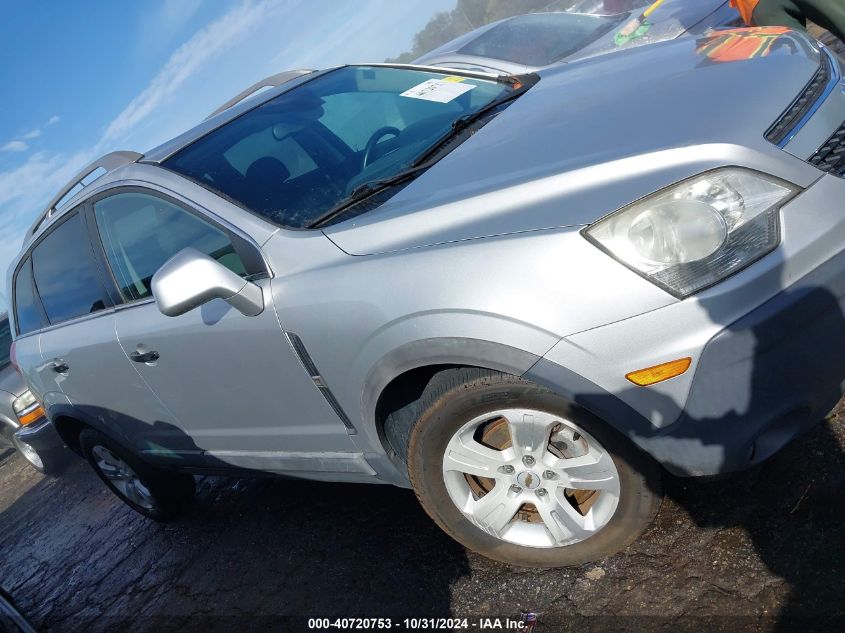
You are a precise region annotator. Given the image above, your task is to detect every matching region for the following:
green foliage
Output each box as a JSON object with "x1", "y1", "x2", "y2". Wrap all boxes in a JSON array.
[{"x1": 387, "y1": 0, "x2": 579, "y2": 63}]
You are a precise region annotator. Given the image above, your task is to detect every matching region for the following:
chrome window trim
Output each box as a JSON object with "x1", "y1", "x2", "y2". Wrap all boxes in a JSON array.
[
  {"x1": 22, "y1": 306, "x2": 118, "y2": 337},
  {"x1": 112, "y1": 297, "x2": 157, "y2": 313}
]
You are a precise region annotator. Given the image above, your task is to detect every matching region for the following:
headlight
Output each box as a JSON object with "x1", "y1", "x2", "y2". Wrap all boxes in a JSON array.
[
  {"x1": 584, "y1": 168, "x2": 799, "y2": 298},
  {"x1": 12, "y1": 390, "x2": 45, "y2": 426}
]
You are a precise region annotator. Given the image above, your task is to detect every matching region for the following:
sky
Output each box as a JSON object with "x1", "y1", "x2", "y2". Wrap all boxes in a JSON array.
[{"x1": 0, "y1": 0, "x2": 456, "y2": 306}]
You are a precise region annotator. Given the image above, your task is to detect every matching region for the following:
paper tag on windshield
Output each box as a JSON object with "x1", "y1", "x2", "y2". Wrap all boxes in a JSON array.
[{"x1": 400, "y1": 78, "x2": 475, "y2": 103}]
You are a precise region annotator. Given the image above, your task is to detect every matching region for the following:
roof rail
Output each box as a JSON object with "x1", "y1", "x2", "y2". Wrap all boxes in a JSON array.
[
  {"x1": 205, "y1": 69, "x2": 314, "y2": 120},
  {"x1": 26, "y1": 150, "x2": 142, "y2": 239}
]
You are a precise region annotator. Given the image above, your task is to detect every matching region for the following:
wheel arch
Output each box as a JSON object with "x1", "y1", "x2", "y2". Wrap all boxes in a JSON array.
[
  {"x1": 364, "y1": 337, "x2": 541, "y2": 467},
  {"x1": 364, "y1": 340, "x2": 668, "y2": 477},
  {"x1": 52, "y1": 415, "x2": 88, "y2": 456},
  {"x1": 48, "y1": 403, "x2": 132, "y2": 458}
]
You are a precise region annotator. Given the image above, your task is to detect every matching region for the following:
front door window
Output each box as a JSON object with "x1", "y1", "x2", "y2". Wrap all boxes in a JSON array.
[{"x1": 93, "y1": 192, "x2": 246, "y2": 302}]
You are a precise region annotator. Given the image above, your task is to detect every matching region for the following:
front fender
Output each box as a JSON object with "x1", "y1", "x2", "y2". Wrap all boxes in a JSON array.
[
  {"x1": 360, "y1": 336, "x2": 543, "y2": 429},
  {"x1": 349, "y1": 333, "x2": 549, "y2": 486}
]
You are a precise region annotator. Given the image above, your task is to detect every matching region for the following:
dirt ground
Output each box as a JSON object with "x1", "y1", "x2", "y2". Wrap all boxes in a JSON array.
[{"x1": 1, "y1": 400, "x2": 843, "y2": 632}]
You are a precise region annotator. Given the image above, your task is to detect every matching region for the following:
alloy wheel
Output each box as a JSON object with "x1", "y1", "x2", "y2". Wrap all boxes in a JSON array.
[
  {"x1": 91, "y1": 445, "x2": 156, "y2": 510},
  {"x1": 441, "y1": 408, "x2": 621, "y2": 548}
]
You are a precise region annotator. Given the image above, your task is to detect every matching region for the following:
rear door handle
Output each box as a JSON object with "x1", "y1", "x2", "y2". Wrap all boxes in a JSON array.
[
  {"x1": 51, "y1": 360, "x2": 69, "y2": 374},
  {"x1": 130, "y1": 350, "x2": 160, "y2": 363}
]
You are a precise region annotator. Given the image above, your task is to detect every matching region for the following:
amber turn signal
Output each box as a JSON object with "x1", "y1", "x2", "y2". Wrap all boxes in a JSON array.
[
  {"x1": 12, "y1": 390, "x2": 46, "y2": 426},
  {"x1": 18, "y1": 405, "x2": 46, "y2": 426},
  {"x1": 626, "y1": 357, "x2": 692, "y2": 387}
]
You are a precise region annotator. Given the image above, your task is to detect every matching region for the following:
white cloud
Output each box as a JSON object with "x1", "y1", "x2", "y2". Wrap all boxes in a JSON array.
[
  {"x1": 0, "y1": 150, "x2": 92, "y2": 280},
  {"x1": 9, "y1": 116, "x2": 61, "y2": 146},
  {"x1": 0, "y1": 150, "x2": 91, "y2": 216},
  {"x1": 0, "y1": 1, "x2": 280, "y2": 280},
  {"x1": 0, "y1": 0, "x2": 453, "y2": 285},
  {"x1": 160, "y1": 0, "x2": 204, "y2": 30},
  {"x1": 101, "y1": 0, "x2": 279, "y2": 148},
  {"x1": 1, "y1": 141, "x2": 28, "y2": 153},
  {"x1": 135, "y1": 0, "x2": 205, "y2": 59}
]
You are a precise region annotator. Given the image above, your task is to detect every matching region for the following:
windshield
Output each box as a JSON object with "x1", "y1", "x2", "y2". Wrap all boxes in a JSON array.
[
  {"x1": 0, "y1": 317, "x2": 11, "y2": 369},
  {"x1": 164, "y1": 66, "x2": 517, "y2": 229},
  {"x1": 458, "y1": 12, "x2": 628, "y2": 66}
]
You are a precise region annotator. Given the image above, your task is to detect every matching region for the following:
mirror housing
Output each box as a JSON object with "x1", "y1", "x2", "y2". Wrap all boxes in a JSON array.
[{"x1": 151, "y1": 247, "x2": 264, "y2": 317}]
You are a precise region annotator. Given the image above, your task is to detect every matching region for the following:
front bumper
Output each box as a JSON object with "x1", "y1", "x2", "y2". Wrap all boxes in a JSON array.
[
  {"x1": 14, "y1": 416, "x2": 65, "y2": 456},
  {"x1": 646, "y1": 246, "x2": 845, "y2": 475},
  {"x1": 529, "y1": 175, "x2": 845, "y2": 476},
  {"x1": 529, "y1": 248, "x2": 845, "y2": 475}
]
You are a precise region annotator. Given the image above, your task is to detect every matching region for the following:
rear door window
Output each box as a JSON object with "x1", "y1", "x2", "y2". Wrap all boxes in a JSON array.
[
  {"x1": 31, "y1": 213, "x2": 110, "y2": 325},
  {"x1": 13, "y1": 258, "x2": 46, "y2": 336},
  {"x1": 93, "y1": 191, "x2": 247, "y2": 302}
]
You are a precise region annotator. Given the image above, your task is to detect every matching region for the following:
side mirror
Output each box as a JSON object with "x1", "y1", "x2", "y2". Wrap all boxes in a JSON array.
[{"x1": 151, "y1": 247, "x2": 264, "y2": 317}]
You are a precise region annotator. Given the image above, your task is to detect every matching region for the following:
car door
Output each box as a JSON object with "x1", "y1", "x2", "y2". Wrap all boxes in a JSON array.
[
  {"x1": 89, "y1": 188, "x2": 360, "y2": 472},
  {"x1": 25, "y1": 210, "x2": 194, "y2": 461}
]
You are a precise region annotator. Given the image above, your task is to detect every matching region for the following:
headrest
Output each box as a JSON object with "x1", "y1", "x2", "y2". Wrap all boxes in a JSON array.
[{"x1": 245, "y1": 156, "x2": 290, "y2": 183}]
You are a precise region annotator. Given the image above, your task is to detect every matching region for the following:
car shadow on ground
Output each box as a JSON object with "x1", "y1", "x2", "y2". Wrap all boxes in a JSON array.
[
  {"x1": 0, "y1": 448, "x2": 471, "y2": 631},
  {"x1": 658, "y1": 421, "x2": 845, "y2": 632},
  {"x1": 561, "y1": 256, "x2": 845, "y2": 632},
  {"x1": 0, "y1": 414, "x2": 843, "y2": 631}
]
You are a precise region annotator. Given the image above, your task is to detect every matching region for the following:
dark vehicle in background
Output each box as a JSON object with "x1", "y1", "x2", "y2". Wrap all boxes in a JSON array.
[
  {"x1": 0, "y1": 313, "x2": 65, "y2": 474},
  {"x1": 413, "y1": 0, "x2": 741, "y2": 73}
]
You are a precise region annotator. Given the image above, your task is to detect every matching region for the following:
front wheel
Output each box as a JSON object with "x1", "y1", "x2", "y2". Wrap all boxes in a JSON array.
[
  {"x1": 79, "y1": 428, "x2": 195, "y2": 521},
  {"x1": 387, "y1": 369, "x2": 662, "y2": 567}
]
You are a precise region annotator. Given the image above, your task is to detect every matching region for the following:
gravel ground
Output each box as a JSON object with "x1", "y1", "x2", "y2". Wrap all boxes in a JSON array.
[{"x1": 0, "y1": 404, "x2": 843, "y2": 633}]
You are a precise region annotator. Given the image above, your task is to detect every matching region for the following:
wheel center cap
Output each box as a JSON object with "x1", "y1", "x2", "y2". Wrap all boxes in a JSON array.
[{"x1": 516, "y1": 471, "x2": 540, "y2": 490}]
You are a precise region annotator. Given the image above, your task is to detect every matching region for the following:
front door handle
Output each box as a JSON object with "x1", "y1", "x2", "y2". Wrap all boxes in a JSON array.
[
  {"x1": 130, "y1": 350, "x2": 160, "y2": 363},
  {"x1": 51, "y1": 360, "x2": 69, "y2": 374}
]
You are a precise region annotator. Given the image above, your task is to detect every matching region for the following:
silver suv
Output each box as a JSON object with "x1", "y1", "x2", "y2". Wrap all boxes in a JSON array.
[{"x1": 9, "y1": 30, "x2": 845, "y2": 567}]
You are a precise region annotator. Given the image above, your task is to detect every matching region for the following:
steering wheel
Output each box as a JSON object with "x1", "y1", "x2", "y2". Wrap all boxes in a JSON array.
[{"x1": 362, "y1": 126, "x2": 401, "y2": 168}]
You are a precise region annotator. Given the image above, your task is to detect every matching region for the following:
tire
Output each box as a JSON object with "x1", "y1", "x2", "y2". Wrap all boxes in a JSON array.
[
  {"x1": 11, "y1": 433, "x2": 68, "y2": 476},
  {"x1": 79, "y1": 428, "x2": 195, "y2": 521},
  {"x1": 385, "y1": 368, "x2": 662, "y2": 568}
]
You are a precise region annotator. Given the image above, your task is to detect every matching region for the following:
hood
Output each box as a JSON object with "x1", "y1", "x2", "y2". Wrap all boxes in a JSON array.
[{"x1": 326, "y1": 29, "x2": 822, "y2": 256}]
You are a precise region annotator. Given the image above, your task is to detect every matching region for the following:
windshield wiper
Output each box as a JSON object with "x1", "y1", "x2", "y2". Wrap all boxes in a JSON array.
[
  {"x1": 306, "y1": 161, "x2": 437, "y2": 229},
  {"x1": 415, "y1": 83, "x2": 532, "y2": 166},
  {"x1": 307, "y1": 76, "x2": 536, "y2": 229}
]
